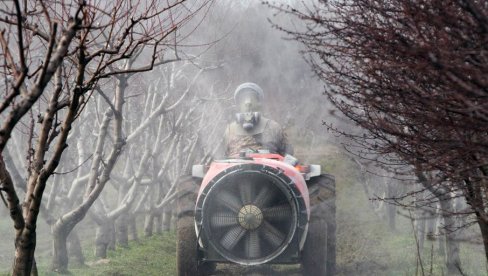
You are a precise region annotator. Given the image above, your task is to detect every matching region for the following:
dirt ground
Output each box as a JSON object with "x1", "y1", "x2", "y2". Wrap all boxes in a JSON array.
[{"x1": 213, "y1": 263, "x2": 302, "y2": 276}]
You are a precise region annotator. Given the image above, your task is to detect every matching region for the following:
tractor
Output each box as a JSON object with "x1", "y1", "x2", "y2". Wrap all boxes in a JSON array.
[{"x1": 176, "y1": 151, "x2": 336, "y2": 275}]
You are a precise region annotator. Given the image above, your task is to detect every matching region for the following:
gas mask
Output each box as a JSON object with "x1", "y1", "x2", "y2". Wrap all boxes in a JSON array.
[
  {"x1": 236, "y1": 112, "x2": 260, "y2": 130},
  {"x1": 234, "y1": 85, "x2": 263, "y2": 131}
]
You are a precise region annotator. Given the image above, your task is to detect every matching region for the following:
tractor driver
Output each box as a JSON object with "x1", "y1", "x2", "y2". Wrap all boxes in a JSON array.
[{"x1": 224, "y1": 82, "x2": 294, "y2": 158}]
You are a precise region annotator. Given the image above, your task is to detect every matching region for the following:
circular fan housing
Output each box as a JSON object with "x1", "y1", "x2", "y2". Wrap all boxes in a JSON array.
[{"x1": 197, "y1": 164, "x2": 302, "y2": 265}]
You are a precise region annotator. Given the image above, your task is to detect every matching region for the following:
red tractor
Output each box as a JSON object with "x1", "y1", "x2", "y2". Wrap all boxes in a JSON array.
[{"x1": 176, "y1": 152, "x2": 336, "y2": 275}]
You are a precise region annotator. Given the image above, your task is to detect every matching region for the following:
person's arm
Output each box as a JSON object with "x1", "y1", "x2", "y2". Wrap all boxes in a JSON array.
[{"x1": 280, "y1": 127, "x2": 294, "y2": 156}]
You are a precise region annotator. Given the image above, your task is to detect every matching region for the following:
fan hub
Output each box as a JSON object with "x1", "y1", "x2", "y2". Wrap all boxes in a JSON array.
[{"x1": 238, "y1": 204, "x2": 263, "y2": 230}]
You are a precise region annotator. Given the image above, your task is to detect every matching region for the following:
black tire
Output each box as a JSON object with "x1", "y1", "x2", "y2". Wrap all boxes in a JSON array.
[
  {"x1": 306, "y1": 174, "x2": 336, "y2": 276},
  {"x1": 302, "y1": 218, "x2": 328, "y2": 276},
  {"x1": 176, "y1": 176, "x2": 199, "y2": 276},
  {"x1": 176, "y1": 216, "x2": 199, "y2": 276},
  {"x1": 176, "y1": 176, "x2": 215, "y2": 276}
]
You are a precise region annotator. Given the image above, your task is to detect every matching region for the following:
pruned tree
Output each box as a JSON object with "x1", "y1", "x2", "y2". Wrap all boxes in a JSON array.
[
  {"x1": 131, "y1": 61, "x2": 226, "y2": 237},
  {"x1": 270, "y1": 0, "x2": 488, "y2": 272},
  {"x1": 0, "y1": 0, "x2": 213, "y2": 274}
]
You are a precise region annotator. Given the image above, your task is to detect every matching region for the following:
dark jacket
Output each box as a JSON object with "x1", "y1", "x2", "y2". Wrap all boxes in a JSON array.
[{"x1": 224, "y1": 117, "x2": 294, "y2": 158}]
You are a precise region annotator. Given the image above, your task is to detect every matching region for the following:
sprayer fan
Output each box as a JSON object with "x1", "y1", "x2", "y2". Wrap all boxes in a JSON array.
[{"x1": 201, "y1": 167, "x2": 298, "y2": 265}]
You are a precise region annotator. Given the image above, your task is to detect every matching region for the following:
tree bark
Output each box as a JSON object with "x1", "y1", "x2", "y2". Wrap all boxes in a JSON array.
[
  {"x1": 51, "y1": 223, "x2": 69, "y2": 273},
  {"x1": 108, "y1": 225, "x2": 116, "y2": 251},
  {"x1": 439, "y1": 197, "x2": 462, "y2": 275},
  {"x1": 50, "y1": 110, "x2": 115, "y2": 270},
  {"x1": 416, "y1": 214, "x2": 426, "y2": 254},
  {"x1": 415, "y1": 189, "x2": 427, "y2": 254},
  {"x1": 162, "y1": 210, "x2": 171, "y2": 232},
  {"x1": 144, "y1": 212, "x2": 155, "y2": 237},
  {"x1": 12, "y1": 229, "x2": 36, "y2": 276},
  {"x1": 128, "y1": 215, "x2": 138, "y2": 241},
  {"x1": 417, "y1": 172, "x2": 463, "y2": 274},
  {"x1": 478, "y1": 220, "x2": 488, "y2": 270},
  {"x1": 438, "y1": 233, "x2": 446, "y2": 257},
  {"x1": 155, "y1": 213, "x2": 163, "y2": 234},
  {"x1": 386, "y1": 181, "x2": 398, "y2": 231},
  {"x1": 115, "y1": 175, "x2": 130, "y2": 246},
  {"x1": 426, "y1": 214, "x2": 437, "y2": 242},
  {"x1": 68, "y1": 229, "x2": 85, "y2": 266},
  {"x1": 464, "y1": 176, "x2": 488, "y2": 264},
  {"x1": 95, "y1": 220, "x2": 114, "y2": 259},
  {"x1": 116, "y1": 215, "x2": 129, "y2": 247}
]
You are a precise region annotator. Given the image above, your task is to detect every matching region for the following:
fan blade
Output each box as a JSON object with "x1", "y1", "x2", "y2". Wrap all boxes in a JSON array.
[
  {"x1": 210, "y1": 211, "x2": 238, "y2": 228},
  {"x1": 221, "y1": 225, "x2": 247, "y2": 250},
  {"x1": 253, "y1": 185, "x2": 274, "y2": 207},
  {"x1": 239, "y1": 182, "x2": 253, "y2": 205},
  {"x1": 262, "y1": 204, "x2": 291, "y2": 222},
  {"x1": 245, "y1": 230, "x2": 261, "y2": 259},
  {"x1": 261, "y1": 221, "x2": 285, "y2": 248},
  {"x1": 218, "y1": 190, "x2": 242, "y2": 212}
]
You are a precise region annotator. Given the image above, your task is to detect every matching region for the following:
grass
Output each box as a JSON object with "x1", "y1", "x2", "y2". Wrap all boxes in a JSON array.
[
  {"x1": 1, "y1": 150, "x2": 487, "y2": 275},
  {"x1": 36, "y1": 232, "x2": 177, "y2": 276},
  {"x1": 312, "y1": 150, "x2": 487, "y2": 276},
  {"x1": 0, "y1": 220, "x2": 177, "y2": 276}
]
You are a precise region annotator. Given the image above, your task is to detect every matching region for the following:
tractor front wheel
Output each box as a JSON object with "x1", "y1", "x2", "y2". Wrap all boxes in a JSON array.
[
  {"x1": 176, "y1": 176, "x2": 199, "y2": 276},
  {"x1": 176, "y1": 176, "x2": 215, "y2": 276}
]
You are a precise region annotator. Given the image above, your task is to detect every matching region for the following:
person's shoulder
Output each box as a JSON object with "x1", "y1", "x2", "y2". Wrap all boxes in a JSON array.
[{"x1": 262, "y1": 117, "x2": 282, "y2": 129}]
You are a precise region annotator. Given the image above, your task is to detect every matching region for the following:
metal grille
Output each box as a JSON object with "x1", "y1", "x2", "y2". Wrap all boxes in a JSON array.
[{"x1": 201, "y1": 169, "x2": 298, "y2": 265}]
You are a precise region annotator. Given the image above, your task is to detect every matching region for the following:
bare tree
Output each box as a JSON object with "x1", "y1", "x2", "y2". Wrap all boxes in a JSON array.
[
  {"x1": 271, "y1": 0, "x2": 488, "y2": 271},
  {"x1": 0, "y1": 0, "x2": 213, "y2": 274}
]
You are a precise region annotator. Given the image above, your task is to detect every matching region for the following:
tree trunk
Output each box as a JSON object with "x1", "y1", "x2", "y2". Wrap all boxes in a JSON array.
[
  {"x1": 415, "y1": 189, "x2": 427, "y2": 254},
  {"x1": 438, "y1": 229, "x2": 446, "y2": 257},
  {"x1": 439, "y1": 197, "x2": 462, "y2": 275},
  {"x1": 95, "y1": 221, "x2": 114, "y2": 259},
  {"x1": 144, "y1": 213, "x2": 154, "y2": 237},
  {"x1": 115, "y1": 179, "x2": 130, "y2": 246},
  {"x1": 11, "y1": 229, "x2": 36, "y2": 276},
  {"x1": 51, "y1": 223, "x2": 69, "y2": 273},
  {"x1": 108, "y1": 226, "x2": 116, "y2": 251},
  {"x1": 155, "y1": 213, "x2": 163, "y2": 234},
  {"x1": 68, "y1": 229, "x2": 85, "y2": 266},
  {"x1": 426, "y1": 215, "x2": 437, "y2": 242},
  {"x1": 477, "y1": 219, "x2": 488, "y2": 271},
  {"x1": 116, "y1": 215, "x2": 129, "y2": 247},
  {"x1": 418, "y1": 172, "x2": 463, "y2": 274},
  {"x1": 416, "y1": 214, "x2": 426, "y2": 254},
  {"x1": 171, "y1": 211, "x2": 176, "y2": 230},
  {"x1": 162, "y1": 211, "x2": 171, "y2": 232},
  {"x1": 464, "y1": 175, "x2": 488, "y2": 265},
  {"x1": 128, "y1": 215, "x2": 138, "y2": 241},
  {"x1": 386, "y1": 181, "x2": 398, "y2": 231}
]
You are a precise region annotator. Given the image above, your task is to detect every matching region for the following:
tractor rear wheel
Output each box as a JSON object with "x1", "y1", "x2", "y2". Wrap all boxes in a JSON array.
[
  {"x1": 304, "y1": 174, "x2": 336, "y2": 276},
  {"x1": 302, "y1": 218, "x2": 328, "y2": 275}
]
